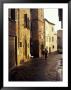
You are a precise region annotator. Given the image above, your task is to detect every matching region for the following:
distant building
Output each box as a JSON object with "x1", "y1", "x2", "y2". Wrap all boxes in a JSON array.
[
  {"x1": 9, "y1": 9, "x2": 31, "y2": 69},
  {"x1": 58, "y1": 9, "x2": 63, "y2": 28},
  {"x1": 44, "y1": 19, "x2": 57, "y2": 53},
  {"x1": 30, "y1": 9, "x2": 44, "y2": 57},
  {"x1": 53, "y1": 32, "x2": 57, "y2": 52},
  {"x1": 57, "y1": 30, "x2": 63, "y2": 49}
]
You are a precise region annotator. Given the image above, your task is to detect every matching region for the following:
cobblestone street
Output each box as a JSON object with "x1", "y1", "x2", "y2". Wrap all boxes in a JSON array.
[{"x1": 9, "y1": 53, "x2": 63, "y2": 81}]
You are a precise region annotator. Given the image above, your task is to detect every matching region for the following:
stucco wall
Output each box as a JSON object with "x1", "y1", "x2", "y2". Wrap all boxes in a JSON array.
[
  {"x1": 16, "y1": 9, "x2": 30, "y2": 65},
  {"x1": 44, "y1": 19, "x2": 57, "y2": 53}
]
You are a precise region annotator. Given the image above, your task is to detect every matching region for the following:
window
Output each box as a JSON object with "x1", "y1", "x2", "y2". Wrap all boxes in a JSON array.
[
  {"x1": 24, "y1": 14, "x2": 27, "y2": 28},
  {"x1": 58, "y1": 9, "x2": 63, "y2": 21},
  {"x1": 49, "y1": 37, "x2": 51, "y2": 42},
  {"x1": 24, "y1": 14, "x2": 30, "y2": 29},
  {"x1": 52, "y1": 45, "x2": 54, "y2": 49},
  {"x1": 27, "y1": 17, "x2": 30, "y2": 29},
  {"x1": 58, "y1": 37, "x2": 60, "y2": 39},
  {"x1": 52, "y1": 37, "x2": 54, "y2": 42},
  {"x1": 19, "y1": 42, "x2": 22, "y2": 47},
  {"x1": 9, "y1": 9, "x2": 15, "y2": 21},
  {"x1": 52, "y1": 27, "x2": 54, "y2": 32}
]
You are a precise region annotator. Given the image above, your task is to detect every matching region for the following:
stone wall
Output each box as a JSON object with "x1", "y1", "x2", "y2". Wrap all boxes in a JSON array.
[
  {"x1": 30, "y1": 9, "x2": 44, "y2": 57},
  {"x1": 16, "y1": 9, "x2": 30, "y2": 65}
]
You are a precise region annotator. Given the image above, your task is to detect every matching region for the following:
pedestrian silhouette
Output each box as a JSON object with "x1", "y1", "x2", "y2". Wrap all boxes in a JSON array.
[
  {"x1": 42, "y1": 49, "x2": 45, "y2": 57},
  {"x1": 44, "y1": 48, "x2": 48, "y2": 60}
]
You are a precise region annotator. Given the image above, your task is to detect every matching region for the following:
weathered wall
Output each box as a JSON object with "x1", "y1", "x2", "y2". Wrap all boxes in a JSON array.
[
  {"x1": 16, "y1": 9, "x2": 30, "y2": 65},
  {"x1": 9, "y1": 9, "x2": 17, "y2": 69},
  {"x1": 57, "y1": 30, "x2": 63, "y2": 49},
  {"x1": 9, "y1": 36, "x2": 16, "y2": 70},
  {"x1": 30, "y1": 9, "x2": 44, "y2": 57},
  {"x1": 44, "y1": 19, "x2": 57, "y2": 53}
]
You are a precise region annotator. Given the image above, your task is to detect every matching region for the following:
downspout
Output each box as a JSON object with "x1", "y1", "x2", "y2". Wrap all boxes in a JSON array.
[{"x1": 18, "y1": 9, "x2": 20, "y2": 47}]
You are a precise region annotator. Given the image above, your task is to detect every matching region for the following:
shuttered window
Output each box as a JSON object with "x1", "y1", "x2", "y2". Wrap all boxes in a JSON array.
[
  {"x1": 24, "y1": 14, "x2": 30, "y2": 29},
  {"x1": 9, "y1": 9, "x2": 15, "y2": 21},
  {"x1": 24, "y1": 14, "x2": 27, "y2": 28}
]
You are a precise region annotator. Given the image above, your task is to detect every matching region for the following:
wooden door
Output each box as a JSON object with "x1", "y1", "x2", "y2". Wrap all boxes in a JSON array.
[{"x1": 9, "y1": 36, "x2": 17, "y2": 70}]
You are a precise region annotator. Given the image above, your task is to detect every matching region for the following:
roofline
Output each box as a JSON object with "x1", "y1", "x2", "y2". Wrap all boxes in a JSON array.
[{"x1": 44, "y1": 18, "x2": 55, "y2": 25}]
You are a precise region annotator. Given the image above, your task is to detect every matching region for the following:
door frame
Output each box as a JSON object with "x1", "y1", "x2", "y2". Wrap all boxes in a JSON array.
[{"x1": 9, "y1": 35, "x2": 17, "y2": 67}]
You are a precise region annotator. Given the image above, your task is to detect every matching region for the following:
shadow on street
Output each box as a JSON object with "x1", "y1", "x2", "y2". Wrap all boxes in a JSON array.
[{"x1": 9, "y1": 53, "x2": 63, "y2": 81}]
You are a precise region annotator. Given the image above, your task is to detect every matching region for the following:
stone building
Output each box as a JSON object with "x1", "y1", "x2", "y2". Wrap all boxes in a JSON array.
[
  {"x1": 16, "y1": 9, "x2": 30, "y2": 65},
  {"x1": 9, "y1": 9, "x2": 16, "y2": 70},
  {"x1": 9, "y1": 9, "x2": 31, "y2": 69},
  {"x1": 44, "y1": 19, "x2": 57, "y2": 53},
  {"x1": 30, "y1": 9, "x2": 44, "y2": 57},
  {"x1": 57, "y1": 30, "x2": 63, "y2": 49}
]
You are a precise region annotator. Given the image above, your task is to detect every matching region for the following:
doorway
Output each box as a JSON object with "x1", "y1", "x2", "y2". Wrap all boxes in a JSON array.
[
  {"x1": 49, "y1": 47, "x2": 51, "y2": 53},
  {"x1": 9, "y1": 36, "x2": 17, "y2": 70}
]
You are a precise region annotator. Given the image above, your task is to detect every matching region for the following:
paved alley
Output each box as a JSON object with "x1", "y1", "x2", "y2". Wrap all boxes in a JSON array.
[{"x1": 9, "y1": 53, "x2": 63, "y2": 81}]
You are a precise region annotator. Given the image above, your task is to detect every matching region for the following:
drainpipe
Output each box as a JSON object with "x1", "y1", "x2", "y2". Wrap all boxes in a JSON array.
[
  {"x1": 18, "y1": 9, "x2": 20, "y2": 47},
  {"x1": 44, "y1": 20, "x2": 45, "y2": 49}
]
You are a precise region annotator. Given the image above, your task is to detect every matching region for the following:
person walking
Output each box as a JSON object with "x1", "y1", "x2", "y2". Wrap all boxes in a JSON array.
[
  {"x1": 44, "y1": 48, "x2": 48, "y2": 60},
  {"x1": 42, "y1": 49, "x2": 45, "y2": 58}
]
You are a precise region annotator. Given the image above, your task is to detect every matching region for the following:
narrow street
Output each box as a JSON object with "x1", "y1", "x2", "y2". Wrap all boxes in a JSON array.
[{"x1": 9, "y1": 53, "x2": 63, "y2": 81}]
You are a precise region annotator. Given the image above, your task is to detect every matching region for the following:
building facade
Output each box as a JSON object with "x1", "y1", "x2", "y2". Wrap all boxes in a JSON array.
[
  {"x1": 9, "y1": 9, "x2": 31, "y2": 69},
  {"x1": 44, "y1": 19, "x2": 57, "y2": 53},
  {"x1": 16, "y1": 9, "x2": 30, "y2": 65},
  {"x1": 57, "y1": 30, "x2": 63, "y2": 49},
  {"x1": 30, "y1": 9, "x2": 44, "y2": 57},
  {"x1": 9, "y1": 9, "x2": 16, "y2": 70}
]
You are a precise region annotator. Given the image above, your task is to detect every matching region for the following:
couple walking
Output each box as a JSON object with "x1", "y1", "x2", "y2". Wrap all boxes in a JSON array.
[{"x1": 42, "y1": 48, "x2": 48, "y2": 60}]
